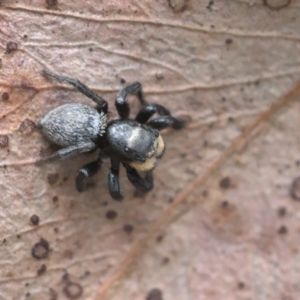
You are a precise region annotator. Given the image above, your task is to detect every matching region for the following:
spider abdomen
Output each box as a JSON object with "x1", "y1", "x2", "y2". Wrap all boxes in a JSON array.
[{"x1": 38, "y1": 103, "x2": 107, "y2": 146}]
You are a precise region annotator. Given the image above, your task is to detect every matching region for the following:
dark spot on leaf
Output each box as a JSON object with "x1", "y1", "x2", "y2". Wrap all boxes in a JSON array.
[
  {"x1": 37, "y1": 264, "x2": 47, "y2": 276},
  {"x1": 156, "y1": 235, "x2": 163, "y2": 243},
  {"x1": 161, "y1": 257, "x2": 170, "y2": 265},
  {"x1": 219, "y1": 176, "x2": 231, "y2": 189},
  {"x1": 168, "y1": 0, "x2": 188, "y2": 12},
  {"x1": 30, "y1": 214, "x2": 40, "y2": 226},
  {"x1": 277, "y1": 207, "x2": 286, "y2": 217},
  {"x1": 46, "y1": 0, "x2": 58, "y2": 9},
  {"x1": 202, "y1": 190, "x2": 208, "y2": 198},
  {"x1": 106, "y1": 210, "x2": 118, "y2": 219},
  {"x1": 228, "y1": 116, "x2": 234, "y2": 122},
  {"x1": 5, "y1": 41, "x2": 18, "y2": 54},
  {"x1": 237, "y1": 282, "x2": 245, "y2": 289},
  {"x1": 16, "y1": 234, "x2": 21, "y2": 239},
  {"x1": 47, "y1": 173, "x2": 59, "y2": 185},
  {"x1": 31, "y1": 238, "x2": 49, "y2": 259},
  {"x1": 62, "y1": 272, "x2": 69, "y2": 282},
  {"x1": 263, "y1": 0, "x2": 291, "y2": 10},
  {"x1": 290, "y1": 176, "x2": 300, "y2": 201},
  {"x1": 123, "y1": 224, "x2": 134, "y2": 234},
  {"x1": 146, "y1": 288, "x2": 163, "y2": 300},
  {"x1": 3, "y1": 238, "x2": 6, "y2": 243},
  {"x1": 89, "y1": 47, "x2": 94, "y2": 52},
  {"x1": 79, "y1": 270, "x2": 91, "y2": 279},
  {"x1": 168, "y1": 197, "x2": 173, "y2": 203},
  {"x1": 54, "y1": 227, "x2": 59, "y2": 233},
  {"x1": 19, "y1": 119, "x2": 36, "y2": 135},
  {"x1": 0, "y1": 135, "x2": 9, "y2": 148},
  {"x1": 25, "y1": 292, "x2": 30, "y2": 298},
  {"x1": 63, "y1": 282, "x2": 83, "y2": 299},
  {"x1": 226, "y1": 38, "x2": 233, "y2": 45},
  {"x1": 210, "y1": 25, "x2": 215, "y2": 29},
  {"x1": 221, "y1": 200, "x2": 229, "y2": 208},
  {"x1": 206, "y1": 0, "x2": 214, "y2": 11},
  {"x1": 49, "y1": 288, "x2": 58, "y2": 300},
  {"x1": 278, "y1": 225, "x2": 287, "y2": 235},
  {"x1": 52, "y1": 195, "x2": 59, "y2": 202},
  {"x1": 2, "y1": 92, "x2": 9, "y2": 101},
  {"x1": 120, "y1": 78, "x2": 126, "y2": 84},
  {"x1": 23, "y1": 34, "x2": 28, "y2": 38}
]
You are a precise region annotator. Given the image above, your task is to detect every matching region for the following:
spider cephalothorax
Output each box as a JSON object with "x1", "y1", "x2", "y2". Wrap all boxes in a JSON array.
[{"x1": 38, "y1": 70, "x2": 185, "y2": 200}]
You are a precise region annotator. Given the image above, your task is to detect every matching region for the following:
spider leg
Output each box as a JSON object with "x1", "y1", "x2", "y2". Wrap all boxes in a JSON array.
[
  {"x1": 147, "y1": 116, "x2": 185, "y2": 131},
  {"x1": 108, "y1": 158, "x2": 123, "y2": 200},
  {"x1": 135, "y1": 104, "x2": 171, "y2": 124},
  {"x1": 41, "y1": 70, "x2": 108, "y2": 113},
  {"x1": 115, "y1": 82, "x2": 147, "y2": 119},
  {"x1": 125, "y1": 165, "x2": 154, "y2": 193},
  {"x1": 76, "y1": 154, "x2": 106, "y2": 192},
  {"x1": 36, "y1": 141, "x2": 96, "y2": 165}
]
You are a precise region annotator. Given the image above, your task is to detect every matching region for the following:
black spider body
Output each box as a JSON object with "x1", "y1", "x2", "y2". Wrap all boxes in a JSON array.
[{"x1": 38, "y1": 70, "x2": 185, "y2": 200}]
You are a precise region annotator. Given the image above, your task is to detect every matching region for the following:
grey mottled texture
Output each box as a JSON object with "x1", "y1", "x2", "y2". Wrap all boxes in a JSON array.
[{"x1": 38, "y1": 103, "x2": 107, "y2": 146}]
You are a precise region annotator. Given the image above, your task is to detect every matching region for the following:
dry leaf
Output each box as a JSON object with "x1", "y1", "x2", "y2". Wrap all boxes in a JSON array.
[{"x1": 0, "y1": 0, "x2": 300, "y2": 299}]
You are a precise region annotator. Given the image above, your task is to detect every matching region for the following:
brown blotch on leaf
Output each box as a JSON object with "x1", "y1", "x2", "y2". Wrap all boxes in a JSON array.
[
  {"x1": 30, "y1": 214, "x2": 40, "y2": 226},
  {"x1": 52, "y1": 195, "x2": 59, "y2": 203},
  {"x1": 146, "y1": 288, "x2": 163, "y2": 300},
  {"x1": 226, "y1": 38, "x2": 233, "y2": 45},
  {"x1": 19, "y1": 119, "x2": 36, "y2": 135},
  {"x1": 290, "y1": 176, "x2": 300, "y2": 201},
  {"x1": 49, "y1": 288, "x2": 58, "y2": 300},
  {"x1": 278, "y1": 207, "x2": 286, "y2": 217},
  {"x1": 278, "y1": 225, "x2": 287, "y2": 235},
  {"x1": 63, "y1": 282, "x2": 83, "y2": 299},
  {"x1": 168, "y1": 0, "x2": 188, "y2": 12},
  {"x1": 161, "y1": 257, "x2": 170, "y2": 265},
  {"x1": 237, "y1": 282, "x2": 245, "y2": 289},
  {"x1": 0, "y1": 135, "x2": 9, "y2": 148},
  {"x1": 31, "y1": 238, "x2": 49, "y2": 259},
  {"x1": 46, "y1": 0, "x2": 58, "y2": 9},
  {"x1": 156, "y1": 235, "x2": 163, "y2": 243},
  {"x1": 221, "y1": 200, "x2": 229, "y2": 208},
  {"x1": 37, "y1": 264, "x2": 47, "y2": 276},
  {"x1": 123, "y1": 224, "x2": 134, "y2": 234},
  {"x1": 263, "y1": 0, "x2": 291, "y2": 10},
  {"x1": 219, "y1": 176, "x2": 231, "y2": 189},
  {"x1": 106, "y1": 210, "x2": 118, "y2": 220},
  {"x1": 63, "y1": 249, "x2": 74, "y2": 259},
  {"x1": 47, "y1": 173, "x2": 59, "y2": 185},
  {"x1": 1, "y1": 92, "x2": 9, "y2": 101},
  {"x1": 5, "y1": 41, "x2": 18, "y2": 54}
]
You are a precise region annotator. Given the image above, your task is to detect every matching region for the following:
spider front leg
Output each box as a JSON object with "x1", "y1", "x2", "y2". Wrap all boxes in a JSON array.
[
  {"x1": 124, "y1": 165, "x2": 154, "y2": 193},
  {"x1": 76, "y1": 154, "x2": 106, "y2": 192},
  {"x1": 42, "y1": 70, "x2": 108, "y2": 113},
  {"x1": 115, "y1": 82, "x2": 147, "y2": 119},
  {"x1": 108, "y1": 158, "x2": 123, "y2": 200}
]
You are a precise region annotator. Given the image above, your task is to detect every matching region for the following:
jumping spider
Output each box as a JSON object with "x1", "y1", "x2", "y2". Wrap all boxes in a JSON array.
[{"x1": 38, "y1": 70, "x2": 185, "y2": 200}]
